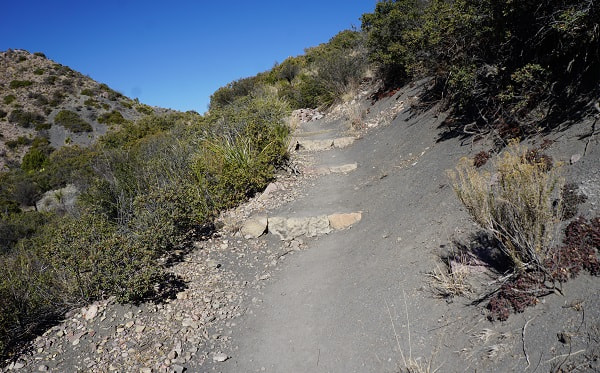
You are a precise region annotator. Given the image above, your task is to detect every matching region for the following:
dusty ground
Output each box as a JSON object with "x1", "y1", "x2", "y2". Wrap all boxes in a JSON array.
[{"x1": 4, "y1": 81, "x2": 599, "y2": 372}]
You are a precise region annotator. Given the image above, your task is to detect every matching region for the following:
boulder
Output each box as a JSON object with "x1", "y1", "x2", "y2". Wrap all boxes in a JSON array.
[
  {"x1": 36, "y1": 184, "x2": 79, "y2": 212},
  {"x1": 241, "y1": 216, "x2": 268, "y2": 239}
]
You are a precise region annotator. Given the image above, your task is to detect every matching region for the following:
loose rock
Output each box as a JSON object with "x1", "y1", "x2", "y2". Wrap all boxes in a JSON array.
[
  {"x1": 328, "y1": 212, "x2": 362, "y2": 230},
  {"x1": 212, "y1": 352, "x2": 229, "y2": 362}
]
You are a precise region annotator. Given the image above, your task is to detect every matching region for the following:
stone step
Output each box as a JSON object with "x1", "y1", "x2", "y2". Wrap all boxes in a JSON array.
[
  {"x1": 306, "y1": 163, "x2": 358, "y2": 176},
  {"x1": 292, "y1": 137, "x2": 356, "y2": 151},
  {"x1": 240, "y1": 212, "x2": 362, "y2": 240}
]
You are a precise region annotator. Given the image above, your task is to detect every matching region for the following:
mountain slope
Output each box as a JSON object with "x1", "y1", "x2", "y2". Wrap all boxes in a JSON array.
[{"x1": 0, "y1": 49, "x2": 168, "y2": 170}]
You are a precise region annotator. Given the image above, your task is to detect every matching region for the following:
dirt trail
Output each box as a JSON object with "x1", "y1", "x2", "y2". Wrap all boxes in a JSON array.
[{"x1": 214, "y1": 84, "x2": 600, "y2": 372}]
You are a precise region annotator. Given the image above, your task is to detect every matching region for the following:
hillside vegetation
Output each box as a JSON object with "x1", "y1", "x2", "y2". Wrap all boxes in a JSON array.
[
  {"x1": 1, "y1": 0, "x2": 599, "y2": 361},
  {"x1": 0, "y1": 49, "x2": 167, "y2": 170}
]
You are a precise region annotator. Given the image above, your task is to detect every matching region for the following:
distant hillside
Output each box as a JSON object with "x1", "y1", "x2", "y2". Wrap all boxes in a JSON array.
[{"x1": 0, "y1": 49, "x2": 170, "y2": 170}]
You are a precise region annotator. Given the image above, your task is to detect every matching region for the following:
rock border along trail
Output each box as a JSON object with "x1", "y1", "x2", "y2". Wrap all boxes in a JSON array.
[{"x1": 5, "y1": 82, "x2": 600, "y2": 372}]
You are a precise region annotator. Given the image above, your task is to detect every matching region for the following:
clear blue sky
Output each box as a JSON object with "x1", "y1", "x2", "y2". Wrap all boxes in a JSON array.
[{"x1": 1, "y1": 1, "x2": 376, "y2": 113}]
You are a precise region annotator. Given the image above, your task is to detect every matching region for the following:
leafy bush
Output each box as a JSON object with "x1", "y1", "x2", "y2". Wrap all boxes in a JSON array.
[
  {"x1": 80, "y1": 88, "x2": 96, "y2": 96},
  {"x1": 3, "y1": 95, "x2": 16, "y2": 105},
  {"x1": 54, "y1": 110, "x2": 92, "y2": 132},
  {"x1": 8, "y1": 109, "x2": 45, "y2": 128},
  {"x1": 37, "y1": 213, "x2": 161, "y2": 302},
  {"x1": 34, "y1": 122, "x2": 52, "y2": 131},
  {"x1": 361, "y1": 0, "x2": 423, "y2": 87},
  {"x1": 99, "y1": 112, "x2": 182, "y2": 149},
  {"x1": 99, "y1": 84, "x2": 123, "y2": 101},
  {"x1": 209, "y1": 76, "x2": 262, "y2": 110},
  {"x1": 84, "y1": 98, "x2": 100, "y2": 108},
  {"x1": 0, "y1": 245, "x2": 63, "y2": 360},
  {"x1": 0, "y1": 212, "x2": 49, "y2": 254},
  {"x1": 33, "y1": 52, "x2": 46, "y2": 58},
  {"x1": 195, "y1": 93, "x2": 290, "y2": 210},
  {"x1": 9, "y1": 80, "x2": 33, "y2": 89},
  {"x1": 360, "y1": 0, "x2": 600, "y2": 137},
  {"x1": 21, "y1": 148, "x2": 48, "y2": 172},
  {"x1": 33, "y1": 68, "x2": 44, "y2": 75},
  {"x1": 28, "y1": 92, "x2": 48, "y2": 106},
  {"x1": 97, "y1": 110, "x2": 127, "y2": 126},
  {"x1": 135, "y1": 104, "x2": 154, "y2": 115},
  {"x1": 0, "y1": 110, "x2": 6, "y2": 119},
  {"x1": 448, "y1": 141, "x2": 564, "y2": 272},
  {"x1": 44, "y1": 75, "x2": 57, "y2": 85},
  {"x1": 4, "y1": 136, "x2": 32, "y2": 150}
]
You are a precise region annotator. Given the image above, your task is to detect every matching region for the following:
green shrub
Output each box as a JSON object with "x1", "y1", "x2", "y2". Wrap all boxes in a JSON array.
[
  {"x1": 54, "y1": 110, "x2": 92, "y2": 132},
  {"x1": 28, "y1": 92, "x2": 48, "y2": 106},
  {"x1": 34, "y1": 122, "x2": 52, "y2": 131},
  {"x1": 99, "y1": 113, "x2": 181, "y2": 148},
  {"x1": 361, "y1": 0, "x2": 423, "y2": 87},
  {"x1": 33, "y1": 68, "x2": 44, "y2": 75},
  {"x1": 37, "y1": 213, "x2": 161, "y2": 302},
  {"x1": 99, "y1": 84, "x2": 123, "y2": 101},
  {"x1": 49, "y1": 91, "x2": 64, "y2": 106},
  {"x1": 8, "y1": 109, "x2": 45, "y2": 128},
  {"x1": 44, "y1": 75, "x2": 57, "y2": 85},
  {"x1": 33, "y1": 52, "x2": 46, "y2": 58},
  {"x1": 3, "y1": 94, "x2": 16, "y2": 105},
  {"x1": 21, "y1": 148, "x2": 48, "y2": 172},
  {"x1": 9, "y1": 80, "x2": 33, "y2": 89},
  {"x1": 195, "y1": 93, "x2": 290, "y2": 210},
  {"x1": 80, "y1": 88, "x2": 96, "y2": 96},
  {"x1": 0, "y1": 245, "x2": 63, "y2": 360},
  {"x1": 0, "y1": 110, "x2": 6, "y2": 119},
  {"x1": 448, "y1": 141, "x2": 564, "y2": 272},
  {"x1": 209, "y1": 76, "x2": 261, "y2": 110},
  {"x1": 0, "y1": 212, "x2": 49, "y2": 254},
  {"x1": 135, "y1": 104, "x2": 154, "y2": 115},
  {"x1": 84, "y1": 98, "x2": 100, "y2": 108},
  {"x1": 97, "y1": 110, "x2": 127, "y2": 126},
  {"x1": 193, "y1": 136, "x2": 274, "y2": 210}
]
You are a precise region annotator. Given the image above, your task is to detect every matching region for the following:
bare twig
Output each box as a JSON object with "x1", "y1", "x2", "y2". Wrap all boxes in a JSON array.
[{"x1": 522, "y1": 316, "x2": 535, "y2": 369}]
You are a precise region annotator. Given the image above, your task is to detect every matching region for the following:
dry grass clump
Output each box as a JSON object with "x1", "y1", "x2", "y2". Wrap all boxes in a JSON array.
[
  {"x1": 448, "y1": 140, "x2": 564, "y2": 273},
  {"x1": 427, "y1": 263, "x2": 471, "y2": 299}
]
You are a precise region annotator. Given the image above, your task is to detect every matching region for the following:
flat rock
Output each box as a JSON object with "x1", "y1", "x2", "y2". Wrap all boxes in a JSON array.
[
  {"x1": 268, "y1": 216, "x2": 331, "y2": 240},
  {"x1": 333, "y1": 137, "x2": 355, "y2": 148},
  {"x1": 296, "y1": 139, "x2": 334, "y2": 151},
  {"x1": 241, "y1": 215, "x2": 268, "y2": 239},
  {"x1": 329, "y1": 163, "x2": 358, "y2": 173},
  {"x1": 328, "y1": 212, "x2": 362, "y2": 230}
]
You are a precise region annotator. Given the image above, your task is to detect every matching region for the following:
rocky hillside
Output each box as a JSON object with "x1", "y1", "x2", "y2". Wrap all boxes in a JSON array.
[{"x1": 0, "y1": 49, "x2": 169, "y2": 170}]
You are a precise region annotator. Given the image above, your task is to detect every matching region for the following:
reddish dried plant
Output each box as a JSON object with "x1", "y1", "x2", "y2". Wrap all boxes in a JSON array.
[
  {"x1": 473, "y1": 151, "x2": 491, "y2": 168},
  {"x1": 487, "y1": 216, "x2": 599, "y2": 321}
]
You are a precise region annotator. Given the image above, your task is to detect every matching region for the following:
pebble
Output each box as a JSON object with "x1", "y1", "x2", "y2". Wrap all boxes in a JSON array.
[
  {"x1": 171, "y1": 364, "x2": 185, "y2": 373},
  {"x1": 212, "y1": 352, "x2": 229, "y2": 362},
  {"x1": 38, "y1": 365, "x2": 49, "y2": 371}
]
